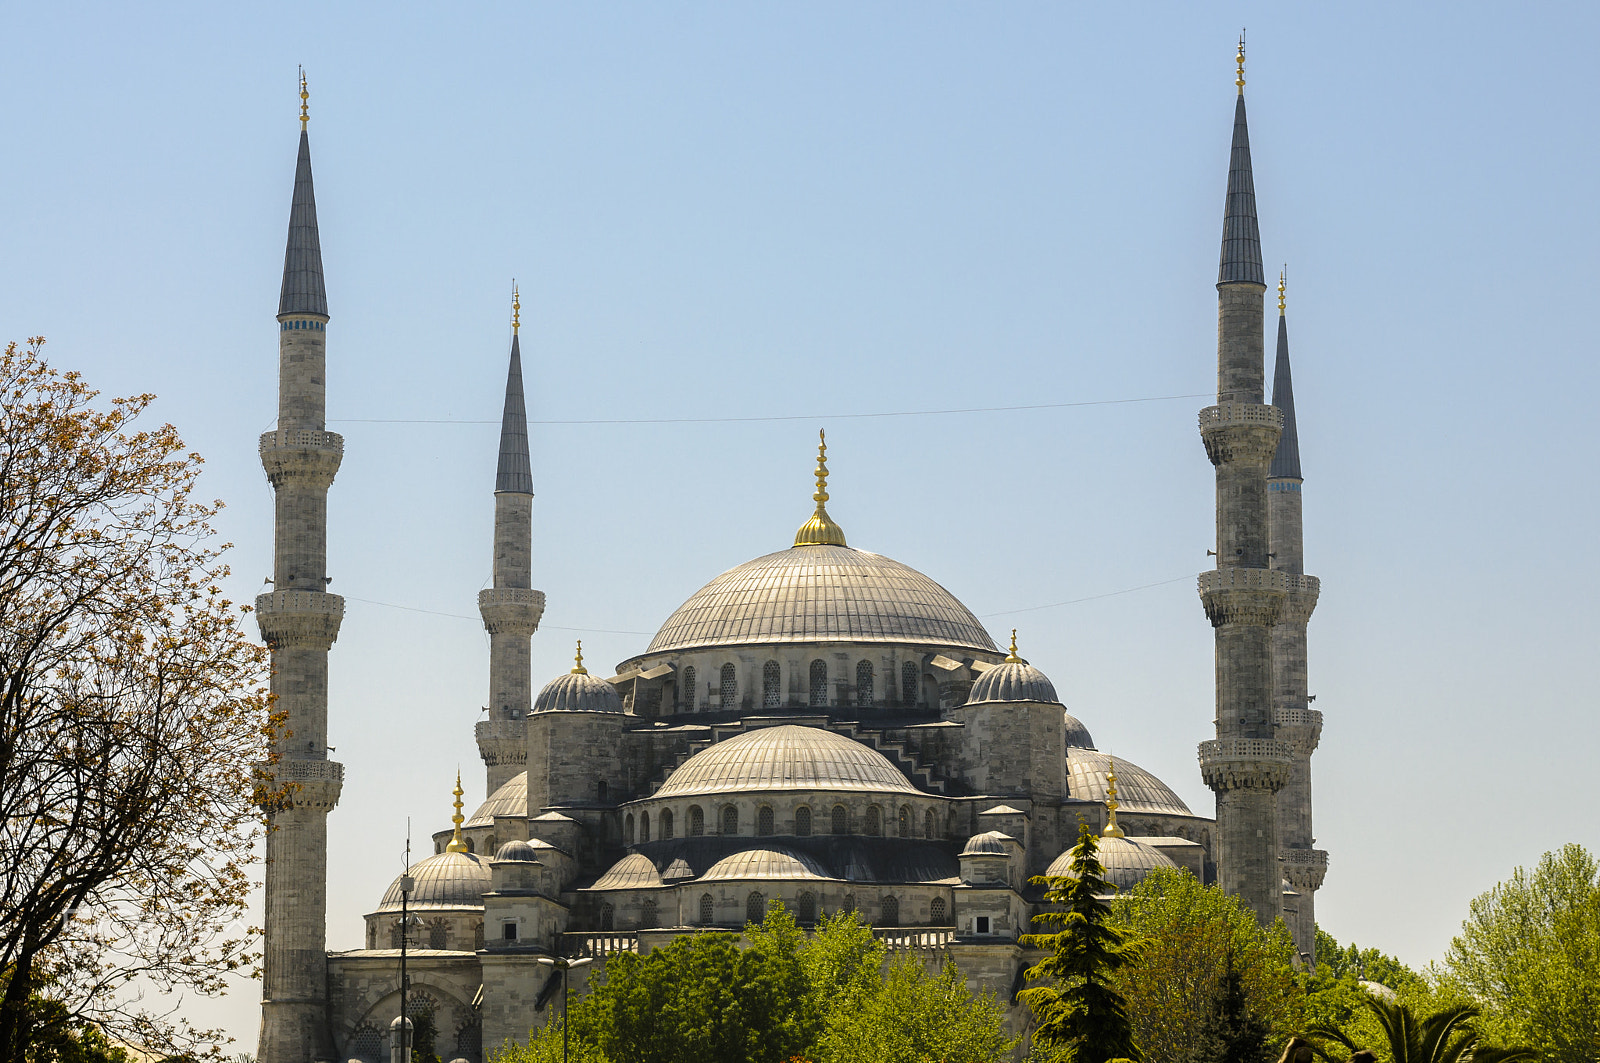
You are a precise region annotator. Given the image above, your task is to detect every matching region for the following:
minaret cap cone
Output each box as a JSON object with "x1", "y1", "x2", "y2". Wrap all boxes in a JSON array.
[
  {"x1": 1217, "y1": 41, "x2": 1264, "y2": 288},
  {"x1": 1005, "y1": 629, "x2": 1023, "y2": 664},
  {"x1": 793, "y1": 429, "x2": 848, "y2": 547},
  {"x1": 1103, "y1": 757, "x2": 1125, "y2": 839},
  {"x1": 445, "y1": 771, "x2": 469, "y2": 853},
  {"x1": 571, "y1": 640, "x2": 587, "y2": 675}
]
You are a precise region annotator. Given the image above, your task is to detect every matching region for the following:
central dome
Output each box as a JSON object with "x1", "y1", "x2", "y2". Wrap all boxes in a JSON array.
[
  {"x1": 643, "y1": 545, "x2": 998, "y2": 656},
  {"x1": 653, "y1": 724, "x2": 918, "y2": 798}
]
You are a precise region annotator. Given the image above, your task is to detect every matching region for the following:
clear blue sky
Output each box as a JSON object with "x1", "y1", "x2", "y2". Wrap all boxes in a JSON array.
[{"x1": 7, "y1": 1, "x2": 1598, "y2": 1049}]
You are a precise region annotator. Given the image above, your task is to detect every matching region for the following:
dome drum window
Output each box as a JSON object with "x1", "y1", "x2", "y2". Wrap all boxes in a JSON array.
[
  {"x1": 856, "y1": 660, "x2": 874, "y2": 705},
  {"x1": 721, "y1": 806, "x2": 739, "y2": 835},
  {"x1": 688, "y1": 805, "x2": 705, "y2": 837},
  {"x1": 865, "y1": 806, "x2": 882, "y2": 836},
  {"x1": 897, "y1": 805, "x2": 911, "y2": 837},
  {"x1": 809, "y1": 660, "x2": 828, "y2": 707},
  {"x1": 795, "y1": 806, "x2": 812, "y2": 836},
  {"x1": 699, "y1": 894, "x2": 714, "y2": 925},
  {"x1": 661, "y1": 809, "x2": 675, "y2": 840},
  {"x1": 901, "y1": 662, "x2": 919, "y2": 706},
  {"x1": 831, "y1": 805, "x2": 848, "y2": 835},
  {"x1": 682, "y1": 666, "x2": 697, "y2": 711},
  {"x1": 763, "y1": 661, "x2": 782, "y2": 707},
  {"x1": 757, "y1": 806, "x2": 775, "y2": 836},
  {"x1": 640, "y1": 812, "x2": 650, "y2": 842},
  {"x1": 798, "y1": 891, "x2": 817, "y2": 924},
  {"x1": 747, "y1": 892, "x2": 765, "y2": 925},
  {"x1": 719, "y1": 663, "x2": 738, "y2": 708}
]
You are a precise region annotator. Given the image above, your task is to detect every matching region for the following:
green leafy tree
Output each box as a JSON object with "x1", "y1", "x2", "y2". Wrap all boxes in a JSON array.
[
  {"x1": 1018, "y1": 823, "x2": 1142, "y2": 1063},
  {"x1": 1180, "y1": 955, "x2": 1271, "y2": 1063},
  {"x1": 410, "y1": 1006, "x2": 441, "y2": 1063},
  {"x1": 817, "y1": 956, "x2": 1016, "y2": 1063},
  {"x1": 1308, "y1": 997, "x2": 1534, "y2": 1063},
  {"x1": 1313, "y1": 930, "x2": 1422, "y2": 995},
  {"x1": 1434, "y1": 843, "x2": 1600, "y2": 1062}
]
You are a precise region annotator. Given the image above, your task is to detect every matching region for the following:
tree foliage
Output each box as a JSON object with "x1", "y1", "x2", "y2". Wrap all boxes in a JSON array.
[
  {"x1": 1179, "y1": 956, "x2": 1271, "y2": 1063},
  {"x1": 1434, "y1": 843, "x2": 1600, "y2": 1062},
  {"x1": 1018, "y1": 823, "x2": 1141, "y2": 1063},
  {"x1": 0, "y1": 340, "x2": 272, "y2": 1058},
  {"x1": 1308, "y1": 997, "x2": 1534, "y2": 1063}
]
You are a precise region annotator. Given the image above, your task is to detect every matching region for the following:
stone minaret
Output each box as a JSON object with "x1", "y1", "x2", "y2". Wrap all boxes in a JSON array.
[
  {"x1": 256, "y1": 74, "x2": 343, "y2": 1063},
  {"x1": 1196, "y1": 42, "x2": 1293, "y2": 928},
  {"x1": 1268, "y1": 273, "x2": 1327, "y2": 965},
  {"x1": 476, "y1": 288, "x2": 546, "y2": 795}
]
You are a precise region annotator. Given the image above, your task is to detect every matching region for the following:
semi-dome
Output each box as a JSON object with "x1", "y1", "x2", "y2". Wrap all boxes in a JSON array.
[
  {"x1": 1045, "y1": 835, "x2": 1178, "y2": 891},
  {"x1": 375, "y1": 851, "x2": 490, "y2": 912},
  {"x1": 652, "y1": 725, "x2": 918, "y2": 799},
  {"x1": 591, "y1": 853, "x2": 664, "y2": 890},
  {"x1": 535, "y1": 647, "x2": 623, "y2": 713},
  {"x1": 466, "y1": 771, "x2": 527, "y2": 828},
  {"x1": 1066, "y1": 749, "x2": 1193, "y2": 817},
  {"x1": 640, "y1": 545, "x2": 998, "y2": 656},
  {"x1": 967, "y1": 660, "x2": 1060, "y2": 705},
  {"x1": 700, "y1": 847, "x2": 832, "y2": 882}
]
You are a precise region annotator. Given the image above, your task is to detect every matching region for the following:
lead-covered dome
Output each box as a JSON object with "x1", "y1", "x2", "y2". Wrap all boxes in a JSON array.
[
  {"x1": 535, "y1": 670, "x2": 623, "y2": 713},
  {"x1": 1066, "y1": 749, "x2": 1193, "y2": 817},
  {"x1": 466, "y1": 771, "x2": 527, "y2": 828},
  {"x1": 1045, "y1": 835, "x2": 1177, "y2": 891},
  {"x1": 701, "y1": 848, "x2": 831, "y2": 882},
  {"x1": 967, "y1": 660, "x2": 1060, "y2": 705},
  {"x1": 375, "y1": 851, "x2": 490, "y2": 912},
  {"x1": 641, "y1": 545, "x2": 998, "y2": 656},
  {"x1": 653, "y1": 724, "x2": 918, "y2": 798}
]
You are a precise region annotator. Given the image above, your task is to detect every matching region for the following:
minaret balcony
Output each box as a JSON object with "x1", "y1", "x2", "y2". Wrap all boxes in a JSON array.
[
  {"x1": 1281, "y1": 847, "x2": 1329, "y2": 891},
  {"x1": 476, "y1": 718, "x2": 530, "y2": 764},
  {"x1": 256, "y1": 590, "x2": 345, "y2": 650},
  {"x1": 1197, "y1": 567, "x2": 1289, "y2": 627},
  {"x1": 252, "y1": 758, "x2": 344, "y2": 812},
  {"x1": 478, "y1": 587, "x2": 546, "y2": 636},
  {"x1": 1276, "y1": 574, "x2": 1320, "y2": 623},
  {"x1": 259, "y1": 429, "x2": 344, "y2": 488},
  {"x1": 1272, "y1": 706, "x2": 1324, "y2": 754},
  {"x1": 1199, "y1": 403, "x2": 1283, "y2": 466},
  {"x1": 1198, "y1": 737, "x2": 1293, "y2": 793}
]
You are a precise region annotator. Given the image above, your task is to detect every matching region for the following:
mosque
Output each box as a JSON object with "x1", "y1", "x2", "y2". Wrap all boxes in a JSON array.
[{"x1": 253, "y1": 45, "x2": 1325, "y2": 1063}]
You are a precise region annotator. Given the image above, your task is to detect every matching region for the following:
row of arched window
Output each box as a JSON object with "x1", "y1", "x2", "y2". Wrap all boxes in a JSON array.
[
  {"x1": 677, "y1": 659, "x2": 925, "y2": 711},
  {"x1": 376, "y1": 918, "x2": 485, "y2": 951},
  {"x1": 689, "y1": 892, "x2": 948, "y2": 928},
  {"x1": 626, "y1": 802, "x2": 950, "y2": 844}
]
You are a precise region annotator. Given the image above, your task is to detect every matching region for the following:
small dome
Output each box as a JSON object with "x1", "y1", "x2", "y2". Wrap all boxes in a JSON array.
[
  {"x1": 466, "y1": 771, "x2": 527, "y2": 828},
  {"x1": 653, "y1": 725, "x2": 917, "y2": 799},
  {"x1": 534, "y1": 670, "x2": 623, "y2": 713},
  {"x1": 967, "y1": 660, "x2": 1060, "y2": 705},
  {"x1": 1044, "y1": 835, "x2": 1178, "y2": 891},
  {"x1": 960, "y1": 831, "x2": 1016, "y2": 857},
  {"x1": 1062, "y1": 712, "x2": 1096, "y2": 749},
  {"x1": 1066, "y1": 749, "x2": 1193, "y2": 817},
  {"x1": 591, "y1": 853, "x2": 664, "y2": 890},
  {"x1": 700, "y1": 847, "x2": 832, "y2": 882},
  {"x1": 376, "y1": 851, "x2": 490, "y2": 912},
  {"x1": 662, "y1": 858, "x2": 695, "y2": 882},
  {"x1": 493, "y1": 839, "x2": 539, "y2": 863}
]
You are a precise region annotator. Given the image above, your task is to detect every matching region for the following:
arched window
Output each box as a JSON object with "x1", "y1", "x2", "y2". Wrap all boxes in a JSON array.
[
  {"x1": 901, "y1": 662, "x2": 920, "y2": 706},
  {"x1": 661, "y1": 809, "x2": 675, "y2": 840},
  {"x1": 898, "y1": 805, "x2": 911, "y2": 837},
  {"x1": 856, "y1": 660, "x2": 874, "y2": 705},
  {"x1": 795, "y1": 806, "x2": 812, "y2": 837},
  {"x1": 640, "y1": 811, "x2": 650, "y2": 842},
  {"x1": 831, "y1": 805, "x2": 848, "y2": 835},
  {"x1": 924, "y1": 809, "x2": 935, "y2": 839},
  {"x1": 688, "y1": 805, "x2": 704, "y2": 837},
  {"x1": 390, "y1": 923, "x2": 405, "y2": 949},
  {"x1": 865, "y1": 806, "x2": 882, "y2": 836},
  {"x1": 429, "y1": 920, "x2": 447, "y2": 950},
  {"x1": 597, "y1": 779, "x2": 608, "y2": 803},
  {"x1": 464, "y1": 837, "x2": 475, "y2": 854},
  {"x1": 798, "y1": 892, "x2": 817, "y2": 924},
  {"x1": 682, "y1": 665, "x2": 697, "y2": 711},
  {"x1": 746, "y1": 892, "x2": 766, "y2": 925},
  {"x1": 699, "y1": 893, "x2": 715, "y2": 925},
  {"x1": 757, "y1": 806, "x2": 774, "y2": 836},
  {"x1": 763, "y1": 661, "x2": 782, "y2": 707},
  {"x1": 473, "y1": 921, "x2": 485, "y2": 949},
  {"x1": 809, "y1": 660, "x2": 829, "y2": 707},
  {"x1": 930, "y1": 897, "x2": 946, "y2": 924},
  {"x1": 599, "y1": 904, "x2": 615, "y2": 931},
  {"x1": 947, "y1": 810, "x2": 959, "y2": 838},
  {"x1": 881, "y1": 895, "x2": 900, "y2": 927},
  {"x1": 367, "y1": 924, "x2": 377, "y2": 950},
  {"x1": 720, "y1": 663, "x2": 738, "y2": 707},
  {"x1": 642, "y1": 899, "x2": 658, "y2": 928},
  {"x1": 843, "y1": 893, "x2": 856, "y2": 914},
  {"x1": 721, "y1": 806, "x2": 739, "y2": 835},
  {"x1": 625, "y1": 814, "x2": 635, "y2": 845}
]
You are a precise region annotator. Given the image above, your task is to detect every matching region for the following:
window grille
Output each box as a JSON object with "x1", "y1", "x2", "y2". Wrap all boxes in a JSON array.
[
  {"x1": 682, "y1": 666, "x2": 696, "y2": 710},
  {"x1": 881, "y1": 895, "x2": 900, "y2": 927},
  {"x1": 720, "y1": 663, "x2": 737, "y2": 707},
  {"x1": 757, "y1": 806, "x2": 774, "y2": 836},
  {"x1": 688, "y1": 805, "x2": 704, "y2": 836},
  {"x1": 640, "y1": 811, "x2": 650, "y2": 842},
  {"x1": 930, "y1": 897, "x2": 947, "y2": 924},
  {"x1": 795, "y1": 806, "x2": 812, "y2": 837},
  {"x1": 597, "y1": 779, "x2": 608, "y2": 802},
  {"x1": 809, "y1": 659, "x2": 828, "y2": 707},
  {"x1": 625, "y1": 814, "x2": 635, "y2": 845},
  {"x1": 473, "y1": 922, "x2": 485, "y2": 949},
  {"x1": 844, "y1": 893, "x2": 856, "y2": 913},
  {"x1": 924, "y1": 809, "x2": 935, "y2": 839},
  {"x1": 746, "y1": 892, "x2": 766, "y2": 925},
  {"x1": 865, "y1": 806, "x2": 882, "y2": 836},
  {"x1": 699, "y1": 893, "x2": 715, "y2": 925},
  {"x1": 902, "y1": 662, "x2": 920, "y2": 705},
  {"x1": 898, "y1": 806, "x2": 911, "y2": 837},
  {"x1": 661, "y1": 809, "x2": 674, "y2": 840},
  {"x1": 721, "y1": 806, "x2": 739, "y2": 835},
  {"x1": 798, "y1": 892, "x2": 817, "y2": 924},
  {"x1": 428, "y1": 920, "x2": 447, "y2": 950},
  {"x1": 856, "y1": 660, "x2": 874, "y2": 705},
  {"x1": 642, "y1": 899, "x2": 658, "y2": 928},
  {"x1": 831, "y1": 805, "x2": 848, "y2": 834},
  {"x1": 600, "y1": 904, "x2": 615, "y2": 931},
  {"x1": 763, "y1": 661, "x2": 782, "y2": 707}
]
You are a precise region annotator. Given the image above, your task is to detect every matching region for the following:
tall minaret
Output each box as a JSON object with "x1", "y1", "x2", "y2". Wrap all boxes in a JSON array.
[
  {"x1": 1268, "y1": 271, "x2": 1326, "y2": 966},
  {"x1": 256, "y1": 72, "x2": 343, "y2": 1063},
  {"x1": 1196, "y1": 39, "x2": 1293, "y2": 928},
  {"x1": 476, "y1": 286, "x2": 545, "y2": 795}
]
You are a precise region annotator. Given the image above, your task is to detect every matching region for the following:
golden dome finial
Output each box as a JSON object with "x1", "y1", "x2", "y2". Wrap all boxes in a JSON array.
[
  {"x1": 793, "y1": 429, "x2": 848, "y2": 547},
  {"x1": 445, "y1": 770, "x2": 470, "y2": 853},
  {"x1": 1277, "y1": 266, "x2": 1286, "y2": 316},
  {"x1": 299, "y1": 66, "x2": 310, "y2": 130},
  {"x1": 571, "y1": 640, "x2": 587, "y2": 675},
  {"x1": 512, "y1": 281, "x2": 521, "y2": 335},
  {"x1": 1005, "y1": 629, "x2": 1023, "y2": 664},
  {"x1": 1235, "y1": 31, "x2": 1246, "y2": 95},
  {"x1": 1103, "y1": 756, "x2": 1125, "y2": 838}
]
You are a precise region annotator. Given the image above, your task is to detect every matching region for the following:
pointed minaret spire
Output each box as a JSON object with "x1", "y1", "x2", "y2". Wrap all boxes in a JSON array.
[
  {"x1": 1218, "y1": 34, "x2": 1264, "y2": 286},
  {"x1": 496, "y1": 284, "x2": 533, "y2": 495},
  {"x1": 1270, "y1": 268, "x2": 1302, "y2": 480},
  {"x1": 279, "y1": 69, "x2": 328, "y2": 319}
]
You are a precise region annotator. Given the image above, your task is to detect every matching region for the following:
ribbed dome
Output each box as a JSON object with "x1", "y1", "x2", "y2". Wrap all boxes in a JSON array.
[
  {"x1": 466, "y1": 771, "x2": 527, "y2": 828},
  {"x1": 376, "y1": 851, "x2": 490, "y2": 912},
  {"x1": 960, "y1": 831, "x2": 1016, "y2": 857},
  {"x1": 1045, "y1": 835, "x2": 1177, "y2": 891},
  {"x1": 534, "y1": 671, "x2": 623, "y2": 713},
  {"x1": 967, "y1": 660, "x2": 1060, "y2": 705},
  {"x1": 493, "y1": 839, "x2": 539, "y2": 863},
  {"x1": 1066, "y1": 749, "x2": 1193, "y2": 816},
  {"x1": 641, "y1": 545, "x2": 998, "y2": 656},
  {"x1": 701, "y1": 847, "x2": 832, "y2": 882},
  {"x1": 591, "y1": 853, "x2": 664, "y2": 890},
  {"x1": 1062, "y1": 713, "x2": 1096, "y2": 749},
  {"x1": 653, "y1": 725, "x2": 917, "y2": 799}
]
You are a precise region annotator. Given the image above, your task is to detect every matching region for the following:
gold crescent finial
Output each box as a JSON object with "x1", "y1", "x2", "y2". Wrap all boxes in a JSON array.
[
  {"x1": 299, "y1": 66, "x2": 310, "y2": 130},
  {"x1": 512, "y1": 281, "x2": 521, "y2": 335},
  {"x1": 572, "y1": 640, "x2": 587, "y2": 675},
  {"x1": 793, "y1": 429, "x2": 848, "y2": 547},
  {"x1": 1235, "y1": 32, "x2": 1246, "y2": 95},
  {"x1": 1103, "y1": 756, "x2": 1125, "y2": 838},
  {"x1": 445, "y1": 769, "x2": 469, "y2": 853},
  {"x1": 1005, "y1": 629, "x2": 1022, "y2": 664},
  {"x1": 1277, "y1": 266, "x2": 1286, "y2": 316}
]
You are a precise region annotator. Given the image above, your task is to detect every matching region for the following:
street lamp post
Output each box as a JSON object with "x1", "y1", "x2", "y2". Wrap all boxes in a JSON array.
[
  {"x1": 392, "y1": 835, "x2": 421, "y2": 1063},
  {"x1": 535, "y1": 955, "x2": 593, "y2": 1063}
]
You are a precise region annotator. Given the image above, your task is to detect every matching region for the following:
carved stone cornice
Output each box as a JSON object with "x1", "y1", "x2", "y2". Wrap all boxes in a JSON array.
[
  {"x1": 254, "y1": 758, "x2": 344, "y2": 813},
  {"x1": 1272, "y1": 706, "x2": 1323, "y2": 755},
  {"x1": 1198, "y1": 568, "x2": 1288, "y2": 628},
  {"x1": 256, "y1": 591, "x2": 344, "y2": 650},
  {"x1": 476, "y1": 718, "x2": 529, "y2": 766},
  {"x1": 1276, "y1": 574, "x2": 1321, "y2": 624},
  {"x1": 478, "y1": 587, "x2": 546, "y2": 636},
  {"x1": 259, "y1": 430, "x2": 344, "y2": 489},
  {"x1": 1199, "y1": 404, "x2": 1283, "y2": 466},
  {"x1": 1282, "y1": 847, "x2": 1329, "y2": 891},
  {"x1": 1198, "y1": 738, "x2": 1293, "y2": 793}
]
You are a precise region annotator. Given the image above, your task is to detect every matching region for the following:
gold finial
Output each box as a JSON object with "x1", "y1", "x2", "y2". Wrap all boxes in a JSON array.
[
  {"x1": 571, "y1": 640, "x2": 587, "y2": 675},
  {"x1": 792, "y1": 429, "x2": 848, "y2": 547},
  {"x1": 1277, "y1": 267, "x2": 1286, "y2": 316},
  {"x1": 1005, "y1": 629, "x2": 1023, "y2": 664},
  {"x1": 1103, "y1": 756, "x2": 1125, "y2": 838},
  {"x1": 445, "y1": 770, "x2": 469, "y2": 853},
  {"x1": 1235, "y1": 32, "x2": 1246, "y2": 95},
  {"x1": 512, "y1": 281, "x2": 521, "y2": 335},
  {"x1": 299, "y1": 67, "x2": 310, "y2": 130}
]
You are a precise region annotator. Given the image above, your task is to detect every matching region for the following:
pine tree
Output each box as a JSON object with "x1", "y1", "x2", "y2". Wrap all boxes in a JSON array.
[
  {"x1": 1019, "y1": 823, "x2": 1142, "y2": 1063},
  {"x1": 1181, "y1": 954, "x2": 1270, "y2": 1063}
]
